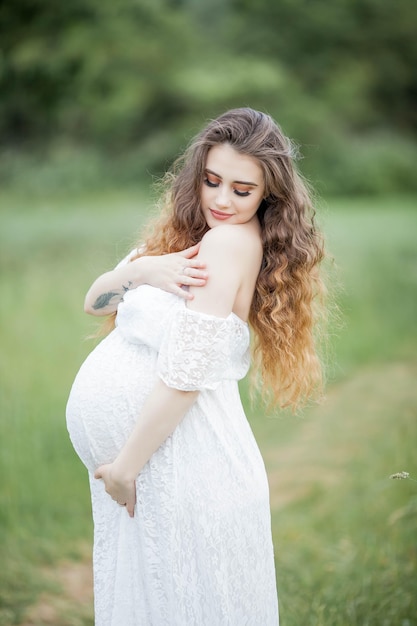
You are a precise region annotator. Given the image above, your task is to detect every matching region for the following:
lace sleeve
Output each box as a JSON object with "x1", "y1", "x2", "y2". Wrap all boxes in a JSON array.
[{"x1": 157, "y1": 307, "x2": 250, "y2": 391}]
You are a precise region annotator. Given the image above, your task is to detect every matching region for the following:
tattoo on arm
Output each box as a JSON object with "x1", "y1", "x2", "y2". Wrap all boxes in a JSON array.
[
  {"x1": 92, "y1": 292, "x2": 120, "y2": 310},
  {"x1": 92, "y1": 282, "x2": 134, "y2": 310}
]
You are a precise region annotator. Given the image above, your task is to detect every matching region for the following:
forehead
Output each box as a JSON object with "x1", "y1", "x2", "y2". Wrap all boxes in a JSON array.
[{"x1": 205, "y1": 144, "x2": 263, "y2": 183}]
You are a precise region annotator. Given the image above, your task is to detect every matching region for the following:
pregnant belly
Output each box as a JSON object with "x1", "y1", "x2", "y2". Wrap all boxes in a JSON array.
[{"x1": 66, "y1": 330, "x2": 157, "y2": 473}]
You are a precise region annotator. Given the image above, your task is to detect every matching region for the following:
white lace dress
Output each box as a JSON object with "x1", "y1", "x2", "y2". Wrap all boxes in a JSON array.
[{"x1": 66, "y1": 283, "x2": 279, "y2": 626}]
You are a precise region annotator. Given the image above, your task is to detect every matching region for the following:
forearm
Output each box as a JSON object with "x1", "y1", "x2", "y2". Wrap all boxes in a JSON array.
[
  {"x1": 84, "y1": 258, "x2": 147, "y2": 316},
  {"x1": 84, "y1": 245, "x2": 208, "y2": 316},
  {"x1": 113, "y1": 379, "x2": 199, "y2": 480}
]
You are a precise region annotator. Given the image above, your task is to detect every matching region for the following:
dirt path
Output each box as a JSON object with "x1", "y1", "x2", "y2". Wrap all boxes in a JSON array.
[
  {"x1": 266, "y1": 360, "x2": 417, "y2": 510},
  {"x1": 20, "y1": 545, "x2": 94, "y2": 626}
]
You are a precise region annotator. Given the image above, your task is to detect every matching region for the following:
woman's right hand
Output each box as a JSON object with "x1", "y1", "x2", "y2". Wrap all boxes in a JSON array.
[
  {"x1": 84, "y1": 243, "x2": 208, "y2": 315},
  {"x1": 138, "y1": 243, "x2": 208, "y2": 300}
]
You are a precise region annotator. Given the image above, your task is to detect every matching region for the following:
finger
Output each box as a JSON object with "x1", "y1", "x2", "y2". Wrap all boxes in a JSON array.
[
  {"x1": 181, "y1": 266, "x2": 207, "y2": 284},
  {"x1": 180, "y1": 243, "x2": 201, "y2": 259},
  {"x1": 173, "y1": 285, "x2": 194, "y2": 300},
  {"x1": 179, "y1": 259, "x2": 206, "y2": 274},
  {"x1": 184, "y1": 268, "x2": 208, "y2": 280},
  {"x1": 94, "y1": 466, "x2": 103, "y2": 480},
  {"x1": 187, "y1": 259, "x2": 206, "y2": 269},
  {"x1": 183, "y1": 277, "x2": 207, "y2": 288},
  {"x1": 126, "y1": 492, "x2": 136, "y2": 518}
]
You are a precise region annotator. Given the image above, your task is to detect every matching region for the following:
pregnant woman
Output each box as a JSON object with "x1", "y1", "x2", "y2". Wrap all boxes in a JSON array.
[{"x1": 66, "y1": 108, "x2": 326, "y2": 625}]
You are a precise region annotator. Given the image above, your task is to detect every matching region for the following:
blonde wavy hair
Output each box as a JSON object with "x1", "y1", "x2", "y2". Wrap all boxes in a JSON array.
[{"x1": 108, "y1": 108, "x2": 326, "y2": 410}]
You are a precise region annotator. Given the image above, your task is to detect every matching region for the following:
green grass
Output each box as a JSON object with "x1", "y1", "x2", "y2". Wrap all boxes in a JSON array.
[
  {"x1": 0, "y1": 190, "x2": 416, "y2": 624},
  {"x1": 262, "y1": 361, "x2": 417, "y2": 625}
]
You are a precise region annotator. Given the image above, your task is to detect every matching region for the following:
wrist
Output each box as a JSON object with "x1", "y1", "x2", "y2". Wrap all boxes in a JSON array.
[
  {"x1": 112, "y1": 455, "x2": 138, "y2": 483},
  {"x1": 132, "y1": 256, "x2": 151, "y2": 286}
]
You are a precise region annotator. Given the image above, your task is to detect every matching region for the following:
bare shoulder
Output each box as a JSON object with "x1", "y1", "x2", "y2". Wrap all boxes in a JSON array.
[
  {"x1": 188, "y1": 223, "x2": 262, "y2": 319},
  {"x1": 200, "y1": 224, "x2": 262, "y2": 259}
]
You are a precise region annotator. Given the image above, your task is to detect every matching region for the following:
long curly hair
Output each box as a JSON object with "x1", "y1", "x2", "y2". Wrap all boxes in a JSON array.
[{"x1": 109, "y1": 108, "x2": 326, "y2": 410}]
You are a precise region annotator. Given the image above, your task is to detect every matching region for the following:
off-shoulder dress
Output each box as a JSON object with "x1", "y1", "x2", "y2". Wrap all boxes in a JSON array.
[{"x1": 66, "y1": 277, "x2": 279, "y2": 625}]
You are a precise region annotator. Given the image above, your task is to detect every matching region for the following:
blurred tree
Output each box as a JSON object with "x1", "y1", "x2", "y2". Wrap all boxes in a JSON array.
[
  {"x1": 0, "y1": 0, "x2": 93, "y2": 142},
  {"x1": 0, "y1": 0, "x2": 416, "y2": 193},
  {"x1": 230, "y1": 0, "x2": 417, "y2": 133},
  {"x1": 0, "y1": 0, "x2": 202, "y2": 145},
  {"x1": 3, "y1": 0, "x2": 415, "y2": 145}
]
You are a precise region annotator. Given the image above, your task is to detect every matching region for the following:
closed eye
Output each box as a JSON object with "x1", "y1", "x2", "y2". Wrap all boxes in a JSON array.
[
  {"x1": 203, "y1": 177, "x2": 219, "y2": 188},
  {"x1": 204, "y1": 177, "x2": 252, "y2": 197}
]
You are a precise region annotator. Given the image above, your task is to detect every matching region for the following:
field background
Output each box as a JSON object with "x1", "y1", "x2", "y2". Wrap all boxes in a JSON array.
[
  {"x1": 0, "y1": 190, "x2": 416, "y2": 625},
  {"x1": 1, "y1": 0, "x2": 417, "y2": 623}
]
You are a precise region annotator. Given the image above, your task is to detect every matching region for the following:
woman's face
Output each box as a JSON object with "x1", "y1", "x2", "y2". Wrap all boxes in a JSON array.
[{"x1": 201, "y1": 143, "x2": 265, "y2": 229}]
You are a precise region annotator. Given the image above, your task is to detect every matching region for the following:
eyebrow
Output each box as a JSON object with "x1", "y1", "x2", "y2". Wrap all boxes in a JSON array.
[{"x1": 205, "y1": 168, "x2": 259, "y2": 187}]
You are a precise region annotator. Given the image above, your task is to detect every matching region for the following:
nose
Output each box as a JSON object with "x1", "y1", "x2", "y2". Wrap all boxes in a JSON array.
[{"x1": 215, "y1": 186, "x2": 232, "y2": 209}]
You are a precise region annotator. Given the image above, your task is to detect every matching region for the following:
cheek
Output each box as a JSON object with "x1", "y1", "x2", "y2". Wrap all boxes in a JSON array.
[{"x1": 250, "y1": 195, "x2": 263, "y2": 213}]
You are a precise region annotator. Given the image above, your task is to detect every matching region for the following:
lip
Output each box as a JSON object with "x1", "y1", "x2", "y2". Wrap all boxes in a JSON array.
[{"x1": 209, "y1": 209, "x2": 232, "y2": 221}]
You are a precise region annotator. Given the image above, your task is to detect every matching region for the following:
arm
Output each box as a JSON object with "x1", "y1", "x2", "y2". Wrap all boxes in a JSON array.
[
  {"x1": 95, "y1": 226, "x2": 255, "y2": 516},
  {"x1": 84, "y1": 244, "x2": 208, "y2": 316},
  {"x1": 95, "y1": 380, "x2": 199, "y2": 517}
]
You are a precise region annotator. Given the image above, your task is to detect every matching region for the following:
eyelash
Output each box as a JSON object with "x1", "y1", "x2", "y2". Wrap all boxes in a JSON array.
[{"x1": 203, "y1": 178, "x2": 251, "y2": 197}]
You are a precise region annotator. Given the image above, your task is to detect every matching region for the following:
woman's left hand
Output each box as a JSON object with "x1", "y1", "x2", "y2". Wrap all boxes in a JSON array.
[{"x1": 94, "y1": 463, "x2": 136, "y2": 518}]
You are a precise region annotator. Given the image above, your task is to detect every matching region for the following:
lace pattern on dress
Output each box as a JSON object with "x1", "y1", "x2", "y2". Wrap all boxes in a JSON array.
[{"x1": 157, "y1": 307, "x2": 250, "y2": 391}]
